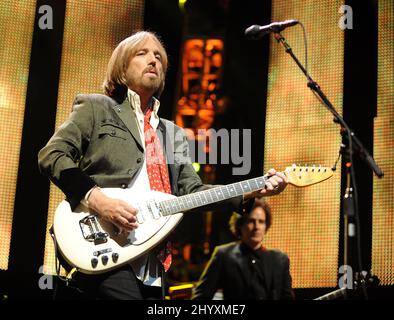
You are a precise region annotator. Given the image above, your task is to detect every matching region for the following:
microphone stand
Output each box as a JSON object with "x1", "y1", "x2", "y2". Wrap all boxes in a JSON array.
[{"x1": 272, "y1": 32, "x2": 384, "y2": 298}]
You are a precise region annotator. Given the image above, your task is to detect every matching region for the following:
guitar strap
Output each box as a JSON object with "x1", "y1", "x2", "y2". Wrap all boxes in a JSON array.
[
  {"x1": 49, "y1": 226, "x2": 78, "y2": 291},
  {"x1": 157, "y1": 119, "x2": 177, "y2": 195}
]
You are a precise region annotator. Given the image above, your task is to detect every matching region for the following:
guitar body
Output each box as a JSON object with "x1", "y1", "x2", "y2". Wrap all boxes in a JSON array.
[
  {"x1": 53, "y1": 188, "x2": 183, "y2": 274},
  {"x1": 52, "y1": 165, "x2": 333, "y2": 275}
]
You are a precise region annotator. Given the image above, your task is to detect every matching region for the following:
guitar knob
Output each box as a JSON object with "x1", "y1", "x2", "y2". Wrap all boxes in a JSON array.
[
  {"x1": 112, "y1": 253, "x2": 119, "y2": 263},
  {"x1": 101, "y1": 255, "x2": 109, "y2": 265},
  {"x1": 91, "y1": 257, "x2": 98, "y2": 268}
]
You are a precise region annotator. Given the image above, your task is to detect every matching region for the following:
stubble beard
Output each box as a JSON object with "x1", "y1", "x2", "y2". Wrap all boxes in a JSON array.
[
  {"x1": 128, "y1": 73, "x2": 162, "y2": 97},
  {"x1": 142, "y1": 76, "x2": 161, "y2": 93}
]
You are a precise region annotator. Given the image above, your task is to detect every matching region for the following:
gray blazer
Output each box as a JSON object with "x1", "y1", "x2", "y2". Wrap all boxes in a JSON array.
[{"x1": 38, "y1": 94, "x2": 244, "y2": 213}]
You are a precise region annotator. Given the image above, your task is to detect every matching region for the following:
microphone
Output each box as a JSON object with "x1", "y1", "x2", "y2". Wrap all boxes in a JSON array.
[{"x1": 245, "y1": 19, "x2": 299, "y2": 39}]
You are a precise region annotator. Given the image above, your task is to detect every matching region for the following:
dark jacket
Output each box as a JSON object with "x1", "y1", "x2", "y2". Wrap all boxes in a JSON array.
[{"x1": 193, "y1": 242, "x2": 294, "y2": 300}]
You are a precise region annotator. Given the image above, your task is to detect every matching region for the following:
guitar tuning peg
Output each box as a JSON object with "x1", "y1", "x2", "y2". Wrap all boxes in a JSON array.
[{"x1": 291, "y1": 163, "x2": 295, "y2": 171}]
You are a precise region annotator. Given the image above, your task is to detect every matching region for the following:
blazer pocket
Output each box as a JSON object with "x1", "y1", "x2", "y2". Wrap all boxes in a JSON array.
[{"x1": 98, "y1": 125, "x2": 128, "y2": 140}]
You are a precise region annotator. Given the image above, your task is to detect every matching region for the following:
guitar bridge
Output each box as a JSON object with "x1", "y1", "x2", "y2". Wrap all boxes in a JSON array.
[{"x1": 79, "y1": 215, "x2": 108, "y2": 244}]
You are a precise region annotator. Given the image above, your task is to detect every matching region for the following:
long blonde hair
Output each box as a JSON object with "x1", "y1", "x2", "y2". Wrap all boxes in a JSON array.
[{"x1": 103, "y1": 31, "x2": 168, "y2": 101}]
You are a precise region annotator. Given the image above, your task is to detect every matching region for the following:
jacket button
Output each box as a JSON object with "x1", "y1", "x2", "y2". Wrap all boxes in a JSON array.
[
  {"x1": 128, "y1": 169, "x2": 133, "y2": 175},
  {"x1": 137, "y1": 158, "x2": 142, "y2": 163},
  {"x1": 121, "y1": 183, "x2": 127, "y2": 189}
]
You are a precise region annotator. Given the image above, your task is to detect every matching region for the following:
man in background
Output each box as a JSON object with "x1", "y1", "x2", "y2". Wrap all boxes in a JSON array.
[{"x1": 193, "y1": 199, "x2": 294, "y2": 300}]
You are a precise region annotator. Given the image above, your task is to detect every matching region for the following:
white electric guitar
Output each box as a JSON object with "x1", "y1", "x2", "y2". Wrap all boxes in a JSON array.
[{"x1": 53, "y1": 165, "x2": 333, "y2": 274}]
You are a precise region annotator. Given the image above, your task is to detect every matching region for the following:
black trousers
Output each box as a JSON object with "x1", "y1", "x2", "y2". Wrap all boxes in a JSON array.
[{"x1": 71, "y1": 265, "x2": 163, "y2": 300}]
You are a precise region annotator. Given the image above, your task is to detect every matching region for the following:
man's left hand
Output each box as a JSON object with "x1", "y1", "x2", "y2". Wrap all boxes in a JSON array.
[{"x1": 244, "y1": 168, "x2": 288, "y2": 199}]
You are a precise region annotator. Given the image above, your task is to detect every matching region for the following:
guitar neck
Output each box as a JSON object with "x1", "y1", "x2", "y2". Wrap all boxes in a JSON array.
[
  {"x1": 314, "y1": 288, "x2": 347, "y2": 300},
  {"x1": 158, "y1": 164, "x2": 334, "y2": 216},
  {"x1": 159, "y1": 176, "x2": 268, "y2": 216}
]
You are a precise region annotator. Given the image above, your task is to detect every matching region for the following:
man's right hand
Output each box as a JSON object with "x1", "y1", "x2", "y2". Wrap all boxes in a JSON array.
[{"x1": 87, "y1": 187, "x2": 139, "y2": 233}]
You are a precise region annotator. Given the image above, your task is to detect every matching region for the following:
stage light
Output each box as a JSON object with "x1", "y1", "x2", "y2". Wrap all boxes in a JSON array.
[
  {"x1": 0, "y1": 1, "x2": 36, "y2": 271},
  {"x1": 178, "y1": 0, "x2": 187, "y2": 10},
  {"x1": 264, "y1": 0, "x2": 344, "y2": 288},
  {"x1": 192, "y1": 162, "x2": 201, "y2": 172}
]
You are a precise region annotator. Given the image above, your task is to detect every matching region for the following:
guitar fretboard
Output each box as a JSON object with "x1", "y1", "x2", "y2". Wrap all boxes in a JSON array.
[
  {"x1": 314, "y1": 288, "x2": 346, "y2": 300},
  {"x1": 159, "y1": 176, "x2": 268, "y2": 216}
]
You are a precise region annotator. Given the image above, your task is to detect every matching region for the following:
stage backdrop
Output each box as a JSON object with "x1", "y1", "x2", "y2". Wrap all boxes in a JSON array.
[
  {"x1": 42, "y1": 0, "x2": 144, "y2": 275},
  {"x1": 1, "y1": 0, "x2": 392, "y2": 290},
  {"x1": 0, "y1": 1, "x2": 36, "y2": 271},
  {"x1": 263, "y1": 0, "x2": 344, "y2": 288},
  {"x1": 372, "y1": 0, "x2": 394, "y2": 286}
]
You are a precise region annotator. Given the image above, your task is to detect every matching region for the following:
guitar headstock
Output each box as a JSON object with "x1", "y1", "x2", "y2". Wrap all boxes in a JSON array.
[{"x1": 284, "y1": 164, "x2": 334, "y2": 187}]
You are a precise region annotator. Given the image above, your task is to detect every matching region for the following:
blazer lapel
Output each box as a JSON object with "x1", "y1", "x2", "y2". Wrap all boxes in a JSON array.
[
  {"x1": 157, "y1": 120, "x2": 166, "y2": 152},
  {"x1": 158, "y1": 120, "x2": 178, "y2": 194},
  {"x1": 262, "y1": 250, "x2": 274, "y2": 295},
  {"x1": 233, "y1": 243, "x2": 252, "y2": 287},
  {"x1": 113, "y1": 98, "x2": 143, "y2": 151}
]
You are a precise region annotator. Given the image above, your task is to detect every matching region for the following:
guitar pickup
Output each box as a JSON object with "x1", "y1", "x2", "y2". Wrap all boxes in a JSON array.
[{"x1": 135, "y1": 203, "x2": 145, "y2": 224}]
